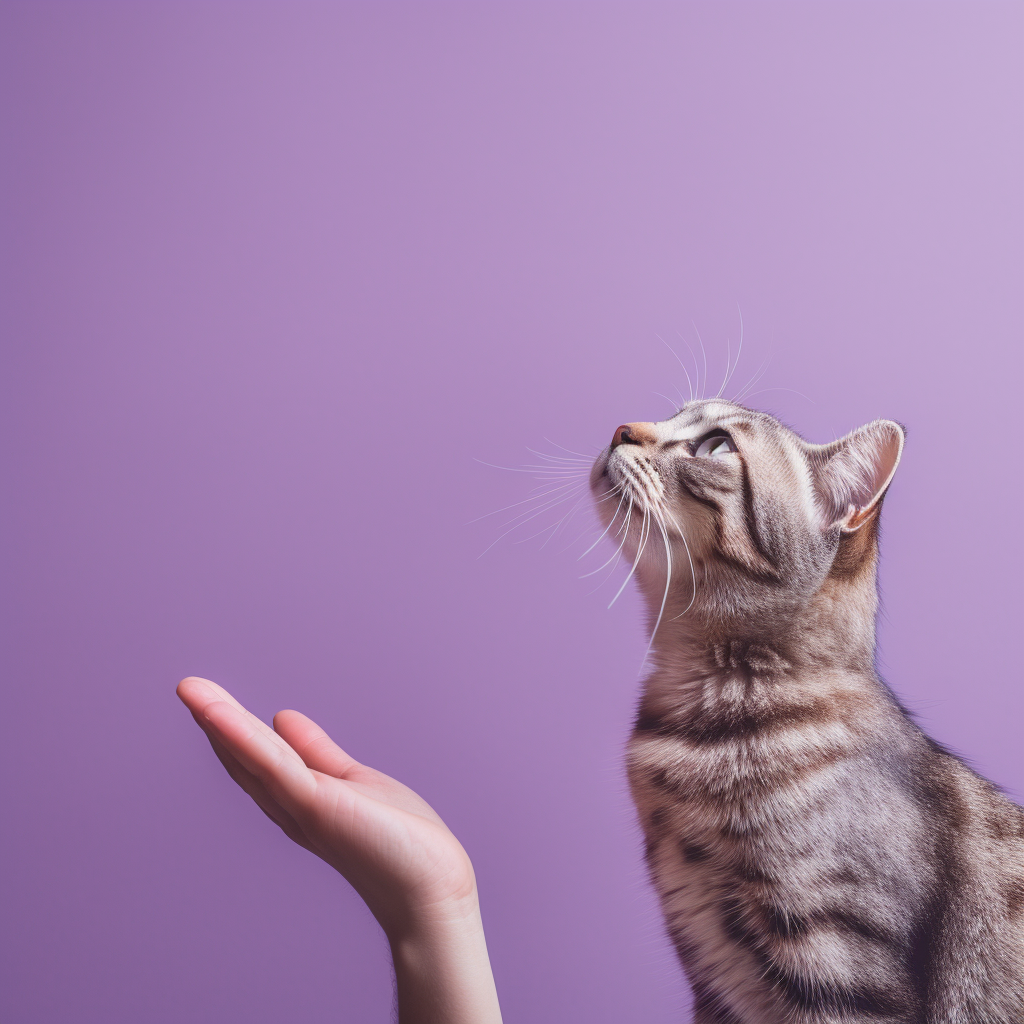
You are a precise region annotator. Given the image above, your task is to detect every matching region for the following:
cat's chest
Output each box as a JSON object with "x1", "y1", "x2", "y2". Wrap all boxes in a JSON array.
[
  {"x1": 627, "y1": 713, "x2": 856, "y2": 835},
  {"x1": 627, "y1": 667, "x2": 872, "y2": 829},
  {"x1": 623, "y1": 685, "x2": 876, "y2": 901}
]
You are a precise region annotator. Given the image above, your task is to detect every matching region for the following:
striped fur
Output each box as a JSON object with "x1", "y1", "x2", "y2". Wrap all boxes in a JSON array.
[{"x1": 589, "y1": 400, "x2": 1024, "y2": 1023}]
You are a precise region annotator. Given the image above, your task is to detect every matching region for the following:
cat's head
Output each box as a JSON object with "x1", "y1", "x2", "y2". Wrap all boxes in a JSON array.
[{"x1": 589, "y1": 399, "x2": 903, "y2": 630}]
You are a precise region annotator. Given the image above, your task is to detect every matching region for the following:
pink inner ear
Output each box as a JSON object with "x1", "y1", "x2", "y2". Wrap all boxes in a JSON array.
[
  {"x1": 858, "y1": 429, "x2": 902, "y2": 506},
  {"x1": 818, "y1": 420, "x2": 904, "y2": 527}
]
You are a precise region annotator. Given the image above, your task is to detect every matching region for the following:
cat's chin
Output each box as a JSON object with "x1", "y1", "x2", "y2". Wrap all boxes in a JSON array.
[
  {"x1": 588, "y1": 447, "x2": 612, "y2": 488},
  {"x1": 588, "y1": 449, "x2": 620, "y2": 525}
]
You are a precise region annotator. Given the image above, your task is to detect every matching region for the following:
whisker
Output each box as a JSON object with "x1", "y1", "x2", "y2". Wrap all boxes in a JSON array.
[
  {"x1": 660, "y1": 505, "x2": 698, "y2": 619},
  {"x1": 525, "y1": 448, "x2": 590, "y2": 464},
  {"x1": 580, "y1": 498, "x2": 634, "y2": 578},
  {"x1": 675, "y1": 330, "x2": 703, "y2": 405},
  {"x1": 587, "y1": 502, "x2": 638, "y2": 589},
  {"x1": 734, "y1": 351, "x2": 773, "y2": 403},
  {"x1": 657, "y1": 333, "x2": 696, "y2": 404},
  {"x1": 586, "y1": 545, "x2": 625, "y2": 594},
  {"x1": 741, "y1": 386, "x2": 815, "y2": 405},
  {"x1": 535, "y1": 492, "x2": 591, "y2": 549},
  {"x1": 526, "y1": 460, "x2": 589, "y2": 472},
  {"x1": 543, "y1": 438, "x2": 598, "y2": 459},
  {"x1": 467, "y1": 479, "x2": 584, "y2": 523},
  {"x1": 719, "y1": 304, "x2": 745, "y2": 398},
  {"x1": 477, "y1": 486, "x2": 585, "y2": 558},
  {"x1": 494, "y1": 482, "x2": 619, "y2": 552},
  {"x1": 578, "y1": 489, "x2": 626, "y2": 559},
  {"x1": 608, "y1": 505, "x2": 651, "y2": 609},
  {"x1": 494, "y1": 484, "x2": 585, "y2": 531},
  {"x1": 717, "y1": 333, "x2": 732, "y2": 399},
  {"x1": 641, "y1": 510, "x2": 673, "y2": 671},
  {"x1": 691, "y1": 321, "x2": 709, "y2": 399},
  {"x1": 473, "y1": 457, "x2": 585, "y2": 476}
]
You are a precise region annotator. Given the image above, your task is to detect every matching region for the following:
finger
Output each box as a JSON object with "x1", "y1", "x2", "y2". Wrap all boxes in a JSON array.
[
  {"x1": 178, "y1": 675, "x2": 249, "y2": 715},
  {"x1": 178, "y1": 677, "x2": 296, "y2": 759},
  {"x1": 203, "y1": 728, "x2": 316, "y2": 853},
  {"x1": 274, "y1": 710, "x2": 447, "y2": 826},
  {"x1": 273, "y1": 709, "x2": 361, "y2": 778},
  {"x1": 200, "y1": 698, "x2": 317, "y2": 811},
  {"x1": 186, "y1": 702, "x2": 317, "y2": 853}
]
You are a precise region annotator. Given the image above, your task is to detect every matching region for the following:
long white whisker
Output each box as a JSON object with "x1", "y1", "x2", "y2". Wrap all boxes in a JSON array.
[
  {"x1": 534, "y1": 492, "x2": 591, "y2": 548},
  {"x1": 525, "y1": 448, "x2": 590, "y2": 464},
  {"x1": 717, "y1": 334, "x2": 732, "y2": 399},
  {"x1": 473, "y1": 457, "x2": 584, "y2": 476},
  {"x1": 525, "y1": 462, "x2": 589, "y2": 472},
  {"x1": 641, "y1": 510, "x2": 673, "y2": 670},
  {"x1": 477, "y1": 486, "x2": 585, "y2": 557},
  {"x1": 654, "y1": 391, "x2": 682, "y2": 413},
  {"x1": 608, "y1": 505, "x2": 651, "y2": 609},
  {"x1": 551, "y1": 491, "x2": 596, "y2": 547},
  {"x1": 581, "y1": 498, "x2": 633, "y2": 578},
  {"x1": 734, "y1": 351, "x2": 773, "y2": 403},
  {"x1": 719, "y1": 305, "x2": 745, "y2": 397},
  {"x1": 660, "y1": 505, "x2": 698, "y2": 618},
  {"x1": 586, "y1": 547, "x2": 626, "y2": 594},
  {"x1": 675, "y1": 330, "x2": 703, "y2": 405},
  {"x1": 543, "y1": 438, "x2": 597, "y2": 459},
  {"x1": 578, "y1": 489, "x2": 626, "y2": 559},
  {"x1": 691, "y1": 321, "x2": 709, "y2": 399},
  {"x1": 517, "y1": 464, "x2": 589, "y2": 474},
  {"x1": 657, "y1": 333, "x2": 695, "y2": 403},
  {"x1": 741, "y1": 386, "x2": 815, "y2": 405},
  {"x1": 467, "y1": 479, "x2": 583, "y2": 523},
  {"x1": 494, "y1": 484, "x2": 585, "y2": 530}
]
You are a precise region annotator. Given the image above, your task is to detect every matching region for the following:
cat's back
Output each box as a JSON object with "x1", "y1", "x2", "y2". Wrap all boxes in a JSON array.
[{"x1": 921, "y1": 745, "x2": 1024, "y2": 1021}]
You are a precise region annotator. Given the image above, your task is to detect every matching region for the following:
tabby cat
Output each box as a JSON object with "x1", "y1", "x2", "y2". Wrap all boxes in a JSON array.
[{"x1": 588, "y1": 399, "x2": 1024, "y2": 1024}]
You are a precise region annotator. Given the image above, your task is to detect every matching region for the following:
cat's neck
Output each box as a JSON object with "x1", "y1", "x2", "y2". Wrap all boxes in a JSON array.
[{"x1": 640, "y1": 564, "x2": 880, "y2": 687}]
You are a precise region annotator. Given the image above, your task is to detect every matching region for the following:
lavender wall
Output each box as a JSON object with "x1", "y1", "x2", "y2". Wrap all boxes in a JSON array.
[{"x1": 2, "y1": 3, "x2": 1021, "y2": 1022}]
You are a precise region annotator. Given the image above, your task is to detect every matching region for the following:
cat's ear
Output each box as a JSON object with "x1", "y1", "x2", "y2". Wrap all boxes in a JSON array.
[{"x1": 809, "y1": 420, "x2": 905, "y2": 532}]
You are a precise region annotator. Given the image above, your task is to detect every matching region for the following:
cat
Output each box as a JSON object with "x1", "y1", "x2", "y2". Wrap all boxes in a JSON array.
[{"x1": 588, "y1": 399, "x2": 1024, "y2": 1024}]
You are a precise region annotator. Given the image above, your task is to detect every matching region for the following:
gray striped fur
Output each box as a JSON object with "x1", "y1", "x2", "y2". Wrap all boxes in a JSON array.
[{"x1": 589, "y1": 400, "x2": 1024, "y2": 1023}]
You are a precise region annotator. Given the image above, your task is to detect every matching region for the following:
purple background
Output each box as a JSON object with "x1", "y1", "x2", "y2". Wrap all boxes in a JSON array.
[{"x1": 2, "y1": 3, "x2": 1021, "y2": 1022}]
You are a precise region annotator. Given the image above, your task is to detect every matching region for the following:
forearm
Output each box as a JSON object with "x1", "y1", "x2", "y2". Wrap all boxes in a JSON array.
[{"x1": 388, "y1": 900, "x2": 502, "y2": 1024}]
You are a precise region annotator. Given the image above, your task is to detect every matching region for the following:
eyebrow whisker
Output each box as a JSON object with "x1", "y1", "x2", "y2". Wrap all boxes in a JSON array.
[
  {"x1": 657, "y1": 333, "x2": 696, "y2": 404},
  {"x1": 734, "y1": 351, "x2": 773, "y2": 403},
  {"x1": 690, "y1": 321, "x2": 709, "y2": 400},
  {"x1": 718, "y1": 304, "x2": 745, "y2": 399}
]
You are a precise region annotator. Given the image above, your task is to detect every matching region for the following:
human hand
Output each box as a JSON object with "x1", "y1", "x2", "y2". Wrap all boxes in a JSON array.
[
  {"x1": 176, "y1": 676, "x2": 478, "y2": 939},
  {"x1": 177, "y1": 676, "x2": 501, "y2": 1023}
]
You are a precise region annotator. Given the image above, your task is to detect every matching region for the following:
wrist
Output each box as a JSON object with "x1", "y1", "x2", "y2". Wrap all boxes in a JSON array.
[
  {"x1": 387, "y1": 899, "x2": 501, "y2": 1024},
  {"x1": 384, "y1": 887, "x2": 482, "y2": 947}
]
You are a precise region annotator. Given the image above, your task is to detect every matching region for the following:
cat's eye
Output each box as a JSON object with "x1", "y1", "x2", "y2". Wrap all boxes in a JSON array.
[{"x1": 694, "y1": 434, "x2": 737, "y2": 459}]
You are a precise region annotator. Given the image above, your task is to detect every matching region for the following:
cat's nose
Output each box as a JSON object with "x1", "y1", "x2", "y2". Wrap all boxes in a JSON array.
[{"x1": 612, "y1": 422, "x2": 659, "y2": 448}]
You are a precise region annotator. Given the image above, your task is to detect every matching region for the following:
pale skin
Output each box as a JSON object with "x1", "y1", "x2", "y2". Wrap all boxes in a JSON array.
[{"x1": 176, "y1": 676, "x2": 502, "y2": 1024}]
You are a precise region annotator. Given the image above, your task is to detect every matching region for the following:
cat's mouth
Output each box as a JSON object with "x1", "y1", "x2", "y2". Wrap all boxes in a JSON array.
[{"x1": 593, "y1": 445, "x2": 665, "y2": 513}]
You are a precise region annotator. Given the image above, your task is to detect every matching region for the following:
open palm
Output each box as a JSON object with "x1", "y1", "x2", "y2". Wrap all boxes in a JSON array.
[{"x1": 177, "y1": 676, "x2": 477, "y2": 936}]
